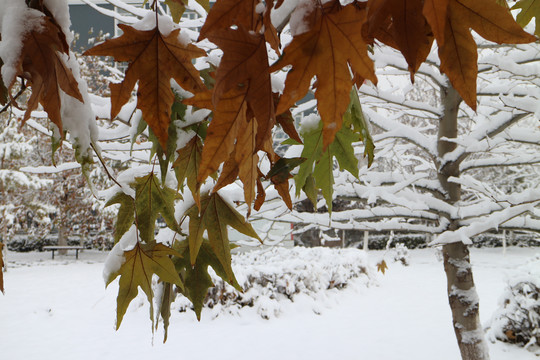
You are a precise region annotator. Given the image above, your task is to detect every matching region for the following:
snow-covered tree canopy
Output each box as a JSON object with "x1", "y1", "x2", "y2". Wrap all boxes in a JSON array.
[{"x1": 254, "y1": 41, "x2": 540, "y2": 246}]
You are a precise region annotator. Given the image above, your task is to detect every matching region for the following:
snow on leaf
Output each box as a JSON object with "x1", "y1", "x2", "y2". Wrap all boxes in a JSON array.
[
  {"x1": 185, "y1": 192, "x2": 261, "y2": 274},
  {"x1": 6, "y1": 16, "x2": 83, "y2": 133},
  {"x1": 106, "y1": 241, "x2": 183, "y2": 330},
  {"x1": 271, "y1": 0, "x2": 376, "y2": 150},
  {"x1": 84, "y1": 24, "x2": 206, "y2": 150}
]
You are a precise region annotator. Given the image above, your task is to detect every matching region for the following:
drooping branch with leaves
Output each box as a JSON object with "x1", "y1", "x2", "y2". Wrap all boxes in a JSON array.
[{"x1": 0, "y1": 0, "x2": 538, "y2": 359}]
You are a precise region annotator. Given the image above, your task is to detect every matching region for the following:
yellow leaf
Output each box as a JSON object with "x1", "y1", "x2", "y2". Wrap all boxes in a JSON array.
[
  {"x1": 106, "y1": 242, "x2": 183, "y2": 330},
  {"x1": 377, "y1": 260, "x2": 388, "y2": 275}
]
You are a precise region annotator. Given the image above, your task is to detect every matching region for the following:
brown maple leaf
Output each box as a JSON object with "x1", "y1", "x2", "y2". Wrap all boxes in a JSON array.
[
  {"x1": 234, "y1": 115, "x2": 259, "y2": 212},
  {"x1": 199, "y1": 0, "x2": 280, "y2": 53},
  {"x1": 7, "y1": 16, "x2": 83, "y2": 133},
  {"x1": 84, "y1": 24, "x2": 206, "y2": 149},
  {"x1": 366, "y1": 0, "x2": 433, "y2": 76},
  {"x1": 207, "y1": 27, "x2": 275, "y2": 149},
  {"x1": 213, "y1": 115, "x2": 259, "y2": 213},
  {"x1": 184, "y1": 87, "x2": 249, "y2": 184},
  {"x1": 426, "y1": 0, "x2": 536, "y2": 109},
  {"x1": 271, "y1": 1, "x2": 377, "y2": 149}
]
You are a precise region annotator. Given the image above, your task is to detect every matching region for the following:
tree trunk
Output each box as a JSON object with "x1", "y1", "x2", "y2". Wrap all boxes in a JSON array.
[
  {"x1": 58, "y1": 224, "x2": 67, "y2": 255},
  {"x1": 438, "y1": 83, "x2": 489, "y2": 360}
]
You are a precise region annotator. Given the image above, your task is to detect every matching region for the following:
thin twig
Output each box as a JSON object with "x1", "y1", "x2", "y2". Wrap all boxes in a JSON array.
[
  {"x1": 90, "y1": 142, "x2": 122, "y2": 188},
  {"x1": 0, "y1": 82, "x2": 27, "y2": 115}
]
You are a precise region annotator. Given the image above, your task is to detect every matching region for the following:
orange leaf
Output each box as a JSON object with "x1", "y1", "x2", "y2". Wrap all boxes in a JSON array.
[
  {"x1": 432, "y1": 0, "x2": 536, "y2": 109},
  {"x1": 214, "y1": 156, "x2": 239, "y2": 192},
  {"x1": 272, "y1": 178, "x2": 292, "y2": 210},
  {"x1": 184, "y1": 87, "x2": 248, "y2": 184},
  {"x1": 207, "y1": 27, "x2": 275, "y2": 149},
  {"x1": 84, "y1": 25, "x2": 205, "y2": 149},
  {"x1": 271, "y1": 1, "x2": 376, "y2": 149},
  {"x1": 254, "y1": 175, "x2": 266, "y2": 211},
  {"x1": 423, "y1": 0, "x2": 449, "y2": 46},
  {"x1": 8, "y1": 16, "x2": 83, "y2": 133}
]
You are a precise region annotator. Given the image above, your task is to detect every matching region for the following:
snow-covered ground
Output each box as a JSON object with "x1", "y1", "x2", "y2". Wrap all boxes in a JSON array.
[{"x1": 0, "y1": 247, "x2": 538, "y2": 360}]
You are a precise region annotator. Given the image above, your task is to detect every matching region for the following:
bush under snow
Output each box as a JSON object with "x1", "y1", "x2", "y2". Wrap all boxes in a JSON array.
[
  {"x1": 488, "y1": 254, "x2": 540, "y2": 354},
  {"x1": 176, "y1": 246, "x2": 374, "y2": 319}
]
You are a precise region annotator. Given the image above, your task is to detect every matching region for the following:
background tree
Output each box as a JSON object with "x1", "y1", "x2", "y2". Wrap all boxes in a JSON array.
[{"x1": 254, "y1": 39, "x2": 540, "y2": 359}]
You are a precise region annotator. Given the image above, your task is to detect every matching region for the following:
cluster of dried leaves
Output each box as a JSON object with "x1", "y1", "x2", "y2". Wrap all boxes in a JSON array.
[{"x1": 0, "y1": 0, "x2": 537, "y2": 338}]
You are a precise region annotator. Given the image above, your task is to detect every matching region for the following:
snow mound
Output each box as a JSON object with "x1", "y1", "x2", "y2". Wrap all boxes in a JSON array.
[
  {"x1": 177, "y1": 246, "x2": 374, "y2": 319},
  {"x1": 488, "y1": 254, "x2": 540, "y2": 354}
]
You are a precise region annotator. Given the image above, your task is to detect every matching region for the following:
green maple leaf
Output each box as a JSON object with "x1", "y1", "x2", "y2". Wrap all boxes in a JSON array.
[
  {"x1": 106, "y1": 241, "x2": 183, "y2": 329},
  {"x1": 130, "y1": 117, "x2": 148, "y2": 153},
  {"x1": 164, "y1": 0, "x2": 186, "y2": 23},
  {"x1": 133, "y1": 173, "x2": 180, "y2": 243},
  {"x1": 295, "y1": 121, "x2": 360, "y2": 212},
  {"x1": 172, "y1": 135, "x2": 202, "y2": 196},
  {"x1": 302, "y1": 174, "x2": 318, "y2": 208},
  {"x1": 149, "y1": 96, "x2": 186, "y2": 183},
  {"x1": 156, "y1": 282, "x2": 176, "y2": 342},
  {"x1": 343, "y1": 89, "x2": 374, "y2": 167},
  {"x1": 512, "y1": 0, "x2": 540, "y2": 36},
  {"x1": 174, "y1": 239, "x2": 241, "y2": 320},
  {"x1": 106, "y1": 192, "x2": 136, "y2": 243},
  {"x1": 163, "y1": 0, "x2": 210, "y2": 23},
  {"x1": 185, "y1": 193, "x2": 260, "y2": 277},
  {"x1": 266, "y1": 157, "x2": 306, "y2": 184}
]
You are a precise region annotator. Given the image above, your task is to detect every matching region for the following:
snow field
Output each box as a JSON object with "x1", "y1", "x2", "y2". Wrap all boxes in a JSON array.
[{"x1": 0, "y1": 247, "x2": 538, "y2": 360}]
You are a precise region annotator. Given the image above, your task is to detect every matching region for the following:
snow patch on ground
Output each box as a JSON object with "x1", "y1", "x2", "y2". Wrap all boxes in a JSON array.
[{"x1": 0, "y1": 247, "x2": 539, "y2": 360}]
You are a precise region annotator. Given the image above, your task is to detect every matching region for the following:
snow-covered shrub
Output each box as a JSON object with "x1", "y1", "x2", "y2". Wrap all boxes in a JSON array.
[
  {"x1": 393, "y1": 243, "x2": 409, "y2": 266},
  {"x1": 176, "y1": 247, "x2": 373, "y2": 319},
  {"x1": 489, "y1": 255, "x2": 540, "y2": 353}
]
